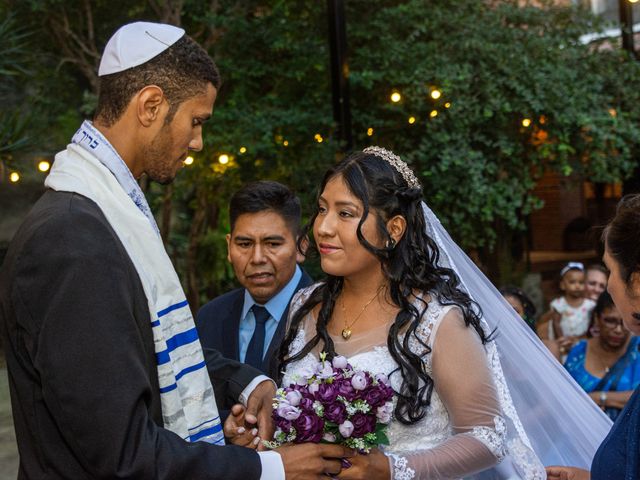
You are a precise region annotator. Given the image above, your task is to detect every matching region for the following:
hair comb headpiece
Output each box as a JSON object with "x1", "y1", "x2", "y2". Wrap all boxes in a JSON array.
[{"x1": 363, "y1": 146, "x2": 421, "y2": 188}]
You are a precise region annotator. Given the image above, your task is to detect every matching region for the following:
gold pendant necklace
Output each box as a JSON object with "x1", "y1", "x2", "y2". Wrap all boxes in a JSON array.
[{"x1": 340, "y1": 285, "x2": 385, "y2": 340}]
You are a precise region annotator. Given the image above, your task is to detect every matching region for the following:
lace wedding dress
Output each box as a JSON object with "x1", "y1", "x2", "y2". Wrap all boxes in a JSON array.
[{"x1": 283, "y1": 285, "x2": 546, "y2": 480}]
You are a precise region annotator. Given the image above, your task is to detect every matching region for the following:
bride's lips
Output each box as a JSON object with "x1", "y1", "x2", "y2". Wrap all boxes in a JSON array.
[{"x1": 318, "y1": 243, "x2": 340, "y2": 255}]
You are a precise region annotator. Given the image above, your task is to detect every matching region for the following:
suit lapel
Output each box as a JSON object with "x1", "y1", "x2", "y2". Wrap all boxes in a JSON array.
[{"x1": 222, "y1": 291, "x2": 244, "y2": 360}]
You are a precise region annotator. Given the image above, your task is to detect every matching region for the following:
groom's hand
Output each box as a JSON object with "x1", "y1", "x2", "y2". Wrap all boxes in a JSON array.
[
  {"x1": 244, "y1": 379, "x2": 276, "y2": 450},
  {"x1": 223, "y1": 404, "x2": 260, "y2": 448},
  {"x1": 277, "y1": 443, "x2": 355, "y2": 479}
]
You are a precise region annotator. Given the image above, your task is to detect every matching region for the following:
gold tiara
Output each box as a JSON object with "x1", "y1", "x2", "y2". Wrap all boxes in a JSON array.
[{"x1": 362, "y1": 146, "x2": 421, "y2": 188}]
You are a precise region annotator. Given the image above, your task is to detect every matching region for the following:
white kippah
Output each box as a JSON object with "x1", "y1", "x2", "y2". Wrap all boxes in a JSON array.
[{"x1": 98, "y1": 22, "x2": 185, "y2": 76}]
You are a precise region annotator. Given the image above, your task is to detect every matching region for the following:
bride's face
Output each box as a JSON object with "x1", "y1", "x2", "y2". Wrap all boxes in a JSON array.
[{"x1": 313, "y1": 175, "x2": 383, "y2": 278}]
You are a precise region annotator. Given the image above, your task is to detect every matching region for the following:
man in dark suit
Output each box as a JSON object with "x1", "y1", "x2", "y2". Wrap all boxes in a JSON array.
[
  {"x1": 197, "y1": 181, "x2": 313, "y2": 380},
  {"x1": 0, "y1": 22, "x2": 348, "y2": 480}
]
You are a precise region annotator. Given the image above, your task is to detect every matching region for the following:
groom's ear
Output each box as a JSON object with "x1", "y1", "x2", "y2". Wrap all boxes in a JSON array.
[
  {"x1": 386, "y1": 215, "x2": 406, "y2": 244},
  {"x1": 135, "y1": 85, "x2": 168, "y2": 127}
]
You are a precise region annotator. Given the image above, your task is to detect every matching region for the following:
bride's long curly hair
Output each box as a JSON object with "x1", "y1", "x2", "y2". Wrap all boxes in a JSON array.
[
  {"x1": 279, "y1": 150, "x2": 489, "y2": 425},
  {"x1": 280, "y1": 152, "x2": 490, "y2": 424}
]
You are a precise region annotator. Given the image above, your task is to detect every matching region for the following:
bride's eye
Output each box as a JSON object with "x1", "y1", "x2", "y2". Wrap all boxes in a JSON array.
[
  {"x1": 339, "y1": 210, "x2": 354, "y2": 218},
  {"x1": 317, "y1": 205, "x2": 327, "y2": 214}
]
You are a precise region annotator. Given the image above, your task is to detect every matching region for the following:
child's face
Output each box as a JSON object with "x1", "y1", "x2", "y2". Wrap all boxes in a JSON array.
[{"x1": 560, "y1": 269, "x2": 585, "y2": 299}]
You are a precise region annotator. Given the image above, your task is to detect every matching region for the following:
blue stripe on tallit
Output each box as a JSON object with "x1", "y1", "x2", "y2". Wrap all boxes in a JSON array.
[
  {"x1": 159, "y1": 383, "x2": 177, "y2": 394},
  {"x1": 188, "y1": 416, "x2": 220, "y2": 432},
  {"x1": 175, "y1": 361, "x2": 206, "y2": 381},
  {"x1": 155, "y1": 328, "x2": 201, "y2": 365},
  {"x1": 189, "y1": 423, "x2": 223, "y2": 442},
  {"x1": 157, "y1": 300, "x2": 189, "y2": 318}
]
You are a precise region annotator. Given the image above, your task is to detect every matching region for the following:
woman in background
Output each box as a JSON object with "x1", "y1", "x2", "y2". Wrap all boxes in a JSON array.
[
  {"x1": 548, "y1": 194, "x2": 640, "y2": 479},
  {"x1": 564, "y1": 291, "x2": 640, "y2": 421}
]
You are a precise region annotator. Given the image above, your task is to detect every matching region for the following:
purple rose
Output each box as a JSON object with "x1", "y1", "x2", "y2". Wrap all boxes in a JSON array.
[
  {"x1": 299, "y1": 396, "x2": 315, "y2": 412},
  {"x1": 275, "y1": 419, "x2": 293, "y2": 432},
  {"x1": 363, "y1": 385, "x2": 387, "y2": 407},
  {"x1": 351, "y1": 372, "x2": 368, "y2": 391},
  {"x1": 337, "y1": 378, "x2": 355, "y2": 399},
  {"x1": 380, "y1": 382, "x2": 394, "y2": 399},
  {"x1": 324, "y1": 401, "x2": 347, "y2": 424},
  {"x1": 276, "y1": 404, "x2": 301, "y2": 421},
  {"x1": 332, "y1": 355, "x2": 348, "y2": 369},
  {"x1": 285, "y1": 390, "x2": 303, "y2": 406},
  {"x1": 317, "y1": 382, "x2": 339, "y2": 403},
  {"x1": 293, "y1": 412, "x2": 325, "y2": 443},
  {"x1": 351, "y1": 412, "x2": 376, "y2": 437},
  {"x1": 338, "y1": 420, "x2": 354, "y2": 438}
]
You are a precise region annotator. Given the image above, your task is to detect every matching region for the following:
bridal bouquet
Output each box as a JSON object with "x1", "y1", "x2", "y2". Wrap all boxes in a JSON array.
[{"x1": 265, "y1": 352, "x2": 394, "y2": 452}]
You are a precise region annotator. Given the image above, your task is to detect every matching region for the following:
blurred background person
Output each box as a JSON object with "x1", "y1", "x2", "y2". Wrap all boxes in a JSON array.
[
  {"x1": 547, "y1": 194, "x2": 640, "y2": 480},
  {"x1": 500, "y1": 285, "x2": 537, "y2": 331},
  {"x1": 564, "y1": 291, "x2": 640, "y2": 421},
  {"x1": 537, "y1": 262, "x2": 595, "y2": 358},
  {"x1": 584, "y1": 263, "x2": 609, "y2": 302}
]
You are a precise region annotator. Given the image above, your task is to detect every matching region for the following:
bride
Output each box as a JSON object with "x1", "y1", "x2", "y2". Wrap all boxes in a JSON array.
[{"x1": 276, "y1": 147, "x2": 611, "y2": 479}]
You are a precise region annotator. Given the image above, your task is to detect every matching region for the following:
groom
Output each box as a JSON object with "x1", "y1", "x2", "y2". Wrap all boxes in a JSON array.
[{"x1": 0, "y1": 22, "x2": 350, "y2": 479}]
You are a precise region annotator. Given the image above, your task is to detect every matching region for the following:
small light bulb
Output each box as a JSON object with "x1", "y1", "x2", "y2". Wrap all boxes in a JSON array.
[
  {"x1": 444, "y1": 102, "x2": 451, "y2": 109},
  {"x1": 430, "y1": 89, "x2": 442, "y2": 100},
  {"x1": 9, "y1": 172, "x2": 20, "y2": 183},
  {"x1": 390, "y1": 91, "x2": 402, "y2": 103},
  {"x1": 367, "y1": 127, "x2": 374, "y2": 136},
  {"x1": 522, "y1": 118, "x2": 532, "y2": 128},
  {"x1": 38, "y1": 160, "x2": 51, "y2": 172},
  {"x1": 430, "y1": 110, "x2": 438, "y2": 118},
  {"x1": 218, "y1": 154, "x2": 230, "y2": 164},
  {"x1": 408, "y1": 116, "x2": 416, "y2": 124},
  {"x1": 239, "y1": 146, "x2": 247, "y2": 154},
  {"x1": 315, "y1": 134, "x2": 323, "y2": 143},
  {"x1": 183, "y1": 156, "x2": 194, "y2": 165},
  {"x1": 283, "y1": 140, "x2": 289, "y2": 147}
]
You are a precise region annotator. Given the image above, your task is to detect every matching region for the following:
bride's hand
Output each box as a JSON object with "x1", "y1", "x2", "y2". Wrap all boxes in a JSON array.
[
  {"x1": 336, "y1": 448, "x2": 390, "y2": 480},
  {"x1": 223, "y1": 404, "x2": 261, "y2": 449}
]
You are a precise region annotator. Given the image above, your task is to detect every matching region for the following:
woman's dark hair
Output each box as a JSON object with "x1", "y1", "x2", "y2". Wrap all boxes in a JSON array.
[
  {"x1": 499, "y1": 286, "x2": 536, "y2": 331},
  {"x1": 587, "y1": 290, "x2": 616, "y2": 338},
  {"x1": 279, "y1": 150, "x2": 489, "y2": 425},
  {"x1": 603, "y1": 194, "x2": 640, "y2": 286},
  {"x1": 594, "y1": 290, "x2": 615, "y2": 317}
]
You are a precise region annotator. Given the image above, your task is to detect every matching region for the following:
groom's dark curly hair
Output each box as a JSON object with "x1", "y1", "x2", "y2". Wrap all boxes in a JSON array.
[
  {"x1": 279, "y1": 151, "x2": 490, "y2": 425},
  {"x1": 94, "y1": 34, "x2": 220, "y2": 127}
]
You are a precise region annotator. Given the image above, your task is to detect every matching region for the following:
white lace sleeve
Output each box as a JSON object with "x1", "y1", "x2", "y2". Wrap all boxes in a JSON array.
[{"x1": 387, "y1": 307, "x2": 505, "y2": 480}]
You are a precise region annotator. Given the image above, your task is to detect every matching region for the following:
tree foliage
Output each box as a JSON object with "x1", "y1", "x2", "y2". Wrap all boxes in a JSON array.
[{"x1": 5, "y1": 0, "x2": 640, "y2": 303}]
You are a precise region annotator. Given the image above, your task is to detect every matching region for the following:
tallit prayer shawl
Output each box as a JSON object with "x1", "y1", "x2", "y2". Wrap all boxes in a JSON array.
[{"x1": 45, "y1": 121, "x2": 224, "y2": 445}]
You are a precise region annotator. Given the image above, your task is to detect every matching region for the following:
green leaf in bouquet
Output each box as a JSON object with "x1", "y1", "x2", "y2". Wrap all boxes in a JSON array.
[{"x1": 375, "y1": 424, "x2": 390, "y2": 446}]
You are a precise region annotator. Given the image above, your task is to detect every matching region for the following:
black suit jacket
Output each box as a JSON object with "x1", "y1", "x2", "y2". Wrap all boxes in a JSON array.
[
  {"x1": 0, "y1": 191, "x2": 262, "y2": 480},
  {"x1": 196, "y1": 269, "x2": 313, "y2": 380}
]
